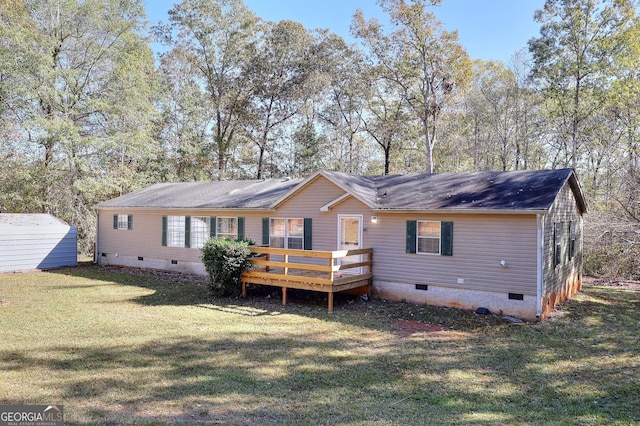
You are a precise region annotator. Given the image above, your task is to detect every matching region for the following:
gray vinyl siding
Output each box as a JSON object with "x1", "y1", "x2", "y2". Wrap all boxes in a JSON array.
[
  {"x1": 369, "y1": 213, "x2": 539, "y2": 296},
  {"x1": 97, "y1": 209, "x2": 267, "y2": 264},
  {"x1": 275, "y1": 177, "x2": 352, "y2": 251},
  {"x1": 542, "y1": 182, "x2": 584, "y2": 295},
  {"x1": 0, "y1": 215, "x2": 77, "y2": 272}
]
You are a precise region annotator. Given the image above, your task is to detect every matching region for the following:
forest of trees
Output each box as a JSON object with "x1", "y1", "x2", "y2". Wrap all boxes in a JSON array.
[{"x1": 1, "y1": 0, "x2": 639, "y2": 278}]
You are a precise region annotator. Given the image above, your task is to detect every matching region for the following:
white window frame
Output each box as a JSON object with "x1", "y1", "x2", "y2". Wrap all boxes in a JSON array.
[
  {"x1": 167, "y1": 215, "x2": 186, "y2": 248},
  {"x1": 216, "y1": 217, "x2": 238, "y2": 239},
  {"x1": 270, "y1": 218, "x2": 303, "y2": 249},
  {"x1": 190, "y1": 216, "x2": 210, "y2": 249},
  {"x1": 116, "y1": 214, "x2": 129, "y2": 230},
  {"x1": 417, "y1": 220, "x2": 441, "y2": 255}
]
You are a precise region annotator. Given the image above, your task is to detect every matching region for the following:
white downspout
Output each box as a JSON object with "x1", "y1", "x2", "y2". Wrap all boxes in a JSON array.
[{"x1": 536, "y1": 213, "x2": 544, "y2": 318}]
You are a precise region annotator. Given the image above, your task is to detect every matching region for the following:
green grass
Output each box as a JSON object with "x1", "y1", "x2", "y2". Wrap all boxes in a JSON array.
[{"x1": 0, "y1": 265, "x2": 638, "y2": 425}]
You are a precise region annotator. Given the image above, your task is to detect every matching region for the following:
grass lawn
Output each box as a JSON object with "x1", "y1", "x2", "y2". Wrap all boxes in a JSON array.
[{"x1": 0, "y1": 265, "x2": 638, "y2": 425}]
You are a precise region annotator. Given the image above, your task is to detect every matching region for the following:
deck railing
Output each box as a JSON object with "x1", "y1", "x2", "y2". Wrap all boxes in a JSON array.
[{"x1": 241, "y1": 246, "x2": 373, "y2": 312}]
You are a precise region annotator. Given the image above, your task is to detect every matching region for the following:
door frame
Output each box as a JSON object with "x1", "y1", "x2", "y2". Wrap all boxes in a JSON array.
[{"x1": 337, "y1": 214, "x2": 363, "y2": 274}]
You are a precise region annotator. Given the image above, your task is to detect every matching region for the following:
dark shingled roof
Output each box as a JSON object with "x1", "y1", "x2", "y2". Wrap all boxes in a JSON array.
[
  {"x1": 320, "y1": 168, "x2": 586, "y2": 213},
  {"x1": 96, "y1": 178, "x2": 303, "y2": 209},
  {"x1": 96, "y1": 168, "x2": 586, "y2": 214}
]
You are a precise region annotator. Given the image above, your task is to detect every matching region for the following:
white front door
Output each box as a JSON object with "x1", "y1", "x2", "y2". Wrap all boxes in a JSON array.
[{"x1": 338, "y1": 215, "x2": 363, "y2": 274}]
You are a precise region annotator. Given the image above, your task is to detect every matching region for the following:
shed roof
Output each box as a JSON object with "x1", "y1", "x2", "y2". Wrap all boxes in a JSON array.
[
  {"x1": 96, "y1": 169, "x2": 587, "y2": 214},
  {"x1": 0, "y1": 213, "x2": 73, "y2": 233}
]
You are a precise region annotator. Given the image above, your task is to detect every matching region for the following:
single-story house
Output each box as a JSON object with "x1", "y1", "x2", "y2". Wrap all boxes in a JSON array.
[
  {"x1": 95, "y1": 168, "x2": 587, "y2": 319},
  {"x1": 0, "y1": 213, "x2": 78, "y2": 272}
]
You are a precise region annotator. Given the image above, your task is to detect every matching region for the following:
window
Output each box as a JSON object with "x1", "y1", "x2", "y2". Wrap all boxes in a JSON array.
[
  {"x1": 417, "y1": 221, "x2": 441, "y2": 254},
  {"x1": 554, "y1": 222, "x2": 563, "y2": 267},
  {"x1": 216, "y1": 217, "x2": 238, "y2": 239},
  {"x1": 113, "y1": 214, "x2": 132, "y2": 230},
  {"x1": 163, "y1": 215, "x2": 245, "y2": 248},
  {"x1": 270, "y1": 218, "x2": 304, "y2": 249},
  {"x1": 167, "y1": 215, "x2": 186, "y2": 247},
  {"x1": 569, "y1": 221, "x2": 576, "y2": 259},
  {"x1": 287, "y1": 218, "x2": 304, "y2": 249},
  {"x1": 269, "y1": 218, "x2": 286, "y2": 248},
  {"x1": 406, "y1": 220, "x2": 453, "y2": 256},
  {"x1": 191, "y1": 216, "x2": 209, "y2": 249}
]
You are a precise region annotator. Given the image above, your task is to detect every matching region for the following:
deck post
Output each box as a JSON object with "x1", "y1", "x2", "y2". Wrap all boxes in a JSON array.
[
  {"x1": 328, "y1": 292, "x2": 334, "y2": 313},
  {"x1": 242, "y1": 281, "x2": 247, "y2": 298},
  {"x1": 283, "y1": 254, "x2": 288, "y2": 275},
  {"x1": 282, "y1": 287, "x2": 287, "y2": 305},
  {"x1": 329, "y1": 254, "x2": 334, "y2": 282}
]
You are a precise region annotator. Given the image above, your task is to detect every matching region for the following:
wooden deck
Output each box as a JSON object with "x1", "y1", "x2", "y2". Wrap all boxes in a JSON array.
[{"x1": 241, "y1": 246, "x2": 373, "y2": 312}]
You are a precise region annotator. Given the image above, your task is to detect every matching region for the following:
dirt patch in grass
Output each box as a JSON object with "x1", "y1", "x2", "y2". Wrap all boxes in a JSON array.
[
  {"x1": 392, "y1": 318, "x2": 446, "y2": 337},
  {"x1": 584, "y1": 275, "x2": 640, "y2": 291}
]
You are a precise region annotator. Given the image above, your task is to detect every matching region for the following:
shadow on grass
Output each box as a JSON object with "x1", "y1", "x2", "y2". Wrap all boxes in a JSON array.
[
  {"x1": 47, "y1": 264, "x2": 391, "y2": 315},
  {"x1": 30, "y1": 265, "x2": 640, "y2": 425},
  {"x1": 2, "y1": 328, "x2": 638, "y2": 425}
]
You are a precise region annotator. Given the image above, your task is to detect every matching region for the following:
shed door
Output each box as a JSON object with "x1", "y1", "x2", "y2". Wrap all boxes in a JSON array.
[{"x1": 338, "y1": 215, "x2": 362, "y2": 274}]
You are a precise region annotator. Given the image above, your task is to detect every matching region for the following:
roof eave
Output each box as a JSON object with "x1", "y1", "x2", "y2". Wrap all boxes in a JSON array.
[
  {"x1": 567, "y1": 170, "x2": 588, "y2": 214},
  {"x1": 372, "y1": 208, "x2": 550, "y2": 215},
  {"x1": 95, "y1": 206, "x2": 277, "y2": 212}
]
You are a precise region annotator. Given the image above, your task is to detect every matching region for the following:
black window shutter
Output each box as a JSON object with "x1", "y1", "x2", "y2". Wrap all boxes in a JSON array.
[
  {"x1": 113, "y1": 215, "x2": 118, "y2": 229},
  {"x1": 127, "y1": 214, "x2": 133, "y2": 230},
  {"x1": 553, "y1": 223, "x2": 557, "y2": 267},
  {"x1": 210, "y1": 217, "x2": 216, "y2": 238},
  {"x1": 238, "y1": 217, "x2": 245, "y2": 239},
  {"x1": 406, "y1": 221, "x2": 417, "y2": 253},
  {"x1": 304, "y1": 218, "x2": 312, "y2": 250},
  {"x1": 569, "y1": 221, "x2": 576, "y2": 259},
  {"x1": 441, "y1": 221, "x2": 453, "y2": 256},
  {"x1": 162, "y1": 216, "x2": 167, "y2": 246},
  {"x1": 262, "y1": 218, "x2": 270, "y2": 245},
  {"x1": 554, "y1": 222, "x2": 563, "y2": 267},
  {"x1": 185, "y1": 216, "x2": 191, "y2": 248}
]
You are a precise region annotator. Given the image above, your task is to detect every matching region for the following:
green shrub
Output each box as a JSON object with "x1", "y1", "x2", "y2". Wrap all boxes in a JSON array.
[{"x1": 201, "y1": 237, "x2": 252, "y2": 297}]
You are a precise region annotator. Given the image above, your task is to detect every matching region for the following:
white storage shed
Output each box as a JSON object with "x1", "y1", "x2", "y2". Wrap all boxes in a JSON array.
[{"x1": 0, "y1": 213, "x2": 77, "y2": 272}]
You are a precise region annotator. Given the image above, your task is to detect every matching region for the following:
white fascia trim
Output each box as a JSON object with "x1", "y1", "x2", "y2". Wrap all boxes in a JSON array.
[
  {"x1": 95, "y1": 207, "x2": 276, "y2": 212},
  {"x1": 320, "y1": 193, "x2": 351, "y2": 212},
  {"x1": 94, "y1": 209, "x2": 99, "y2": 264},
  {"x1": 373, "y1": 208, "x2": 549, "y2": 215}
]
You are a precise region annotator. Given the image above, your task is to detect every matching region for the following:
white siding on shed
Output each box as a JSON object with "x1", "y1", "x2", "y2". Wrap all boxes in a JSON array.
[{"x1": 0, "y1": 214, "x2": 77, "y2": 272}]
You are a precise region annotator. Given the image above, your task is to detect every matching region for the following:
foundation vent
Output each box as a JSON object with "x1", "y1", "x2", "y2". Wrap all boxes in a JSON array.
[
  {"x1": 508, "y1": 293, "x2": 524, "y2": 300},
  {"x1": 415, "y1": 284, "x2": 428, "y2": 291}
]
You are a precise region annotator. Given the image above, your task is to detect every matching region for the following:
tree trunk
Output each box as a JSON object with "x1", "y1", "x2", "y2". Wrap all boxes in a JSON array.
[
  {"x1": 257, "y1": 145, "x2": 265, "y2": 179},
  {"x1": 571, "y1": 77, "x2": 580, "y2": 170},
  {"x1": 384, "y1": 145, "x2": 390, "y2": 175},
  {"x1": 424, "y1": 117, "x2": 433, "y2": 174}
]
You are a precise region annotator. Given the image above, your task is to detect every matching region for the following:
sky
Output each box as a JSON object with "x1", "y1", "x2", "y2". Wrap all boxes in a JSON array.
[{"x1": 145, "y1": 0, "x2": 546, "y2": 64}]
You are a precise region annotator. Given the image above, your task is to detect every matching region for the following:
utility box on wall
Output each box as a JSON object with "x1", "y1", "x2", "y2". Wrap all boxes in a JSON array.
[{"x1": 0, "y1": 214, "x2": 77, "y2": 272}]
